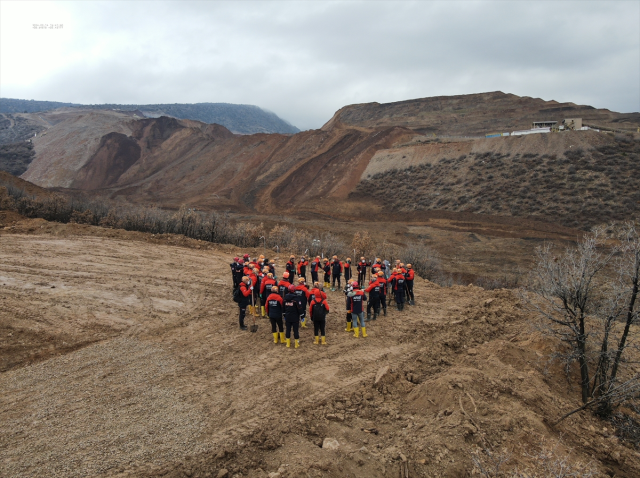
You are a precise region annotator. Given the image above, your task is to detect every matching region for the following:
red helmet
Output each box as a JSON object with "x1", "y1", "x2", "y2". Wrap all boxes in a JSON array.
[
  {"x1": 243, "y1": 254, "x2": 249, "y2": 259},
  {"x1": 233, "y1": 257, "x2": 239, "y2": 261},
  {"x1": 283, "y1": 272, "x2": 290, "y2": 278},
  {"x1": 352, "y1": 281, "x2": 359, "y2": 288},
  {"x1": 238, "y1": 259, "x2": 244, "y2": 265},
  {"x1": 288, "y1": 284, "x2": 296, "y2": 293}
]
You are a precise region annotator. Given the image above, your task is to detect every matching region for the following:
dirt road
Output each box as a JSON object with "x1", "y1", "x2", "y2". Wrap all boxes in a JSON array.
[{"x1": 1, "y1": 224, "x2": 638, "y2": 477}]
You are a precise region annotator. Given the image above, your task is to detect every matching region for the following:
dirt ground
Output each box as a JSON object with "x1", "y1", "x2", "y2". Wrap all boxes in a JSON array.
[{"x1": 2, "y1": 219, "x2": 640, "y2": 478}]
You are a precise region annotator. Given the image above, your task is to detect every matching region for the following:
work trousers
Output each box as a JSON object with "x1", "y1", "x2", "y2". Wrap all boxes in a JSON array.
[
  {"x1": 367, "y1": 295, "x2": 380, "y2": 314},
  {"x1": 358, "y1": 271, "x2": 366, "y2": 284},
  {"x1": 406, "y1": 281, "x2": 414, "y2": 301},
  {"x1": 380, "y1": 295, "x2": 387, "y2": 310},
  {"x1": 313, "y1": 318, "x2": 326, "y2": 337},
  {"x1": 352, "y1": 311, "x2": 366, "y2": 328},
  {"x1": 285, "y1": 321, "x2": 300, "y2": 340},
  {"x1": 270, "y1": 316, "x2": 284, "y2": 333},
  {"x1": 395, "y1": 289, "x2": 405, "y2": 305},
  {"x1": 332, "y1": 273, "x2": 341, "y2": 288},
  {"x1": 324, "y1": 273, "x2": 331, "y2": 284},
  {"x1": 311, "y1": 271, "x2": 319, "y2": 283},
  {"x1": 238, "y1": 307, "x2": 246, "y2": 327}
]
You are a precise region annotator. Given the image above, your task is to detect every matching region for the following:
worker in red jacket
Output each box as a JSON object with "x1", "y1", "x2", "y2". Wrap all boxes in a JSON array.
[
  {"x1": 390, "y1": 268, "x2": 407, "y2": 311},
  {"x1": 309, "y1": 282, "x2": 327, "y2": 300},
  {"x1": 344, "y1": 258, "x2": 353, "y2": 282},
  {"x1": 376, "y1": 271, "x2": 388, "y2": 316},
  {"x1": 260, "y1": 272, "x2": 277, "y2": 316},
  {"x1": 236, "y1": 276, "x2": 253, "y2": 331},
  {"x1": 286, "y1": 255, "x2": 296, "y2": 280},
  {"x1": 295, "y1": 278, "x2": 311, "y2": 328},
  {"x1": 265, "y1": 285, "x2": 285, "y2": 344},
  {"x1": 322, "y1": 258, "x2": 331, "y2": 289},
  {"x1": 309, "y1": 292, "x2": 330, "y2": 345},
  {"x1": 357, "y1": 257, "x2": 370, "y2": 284},
  {"x1": 348, "y1": 281, "x2": 368, "y2": 337},
  {"x1": 365, "y1": 275, "x2": 383, "y2": 320},
  {"x1": 297, "y1": 256, "x2": 309, "y2": 282},
  {"x1": 330, "y1": 255, "x2": 343, "y2": 291},
  {"x1": 278, "y1": 272, "x2": 292, "y2": 297},
  {"x1": 310, "y1": 256, "x2": 321, "y2": 283},
  {"x1": 405, "y1": 264, "x2": 415, "y2": 305}
]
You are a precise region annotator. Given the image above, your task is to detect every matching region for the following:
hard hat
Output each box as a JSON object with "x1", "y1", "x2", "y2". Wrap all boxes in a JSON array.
[
  {"x1": 346, "y1": 257, "x2": 351, "y2": 262},
  {"x1": 288, "y1": 284, "x2": 296, "y2": 293},
  {"x1": 238, "y1": 259, "x2": 244, "y2": 264},
  {"x1": 267, "y1": 273, "x2": 273, "y2": 278},
  {"x1": 407, "y1": 264, "x2": 412, "y2": 268},
  {"x1": 352, "y1": 281, "x2": 359, "y2": 288},
  {"x1": 378, "y1": 271, "x2": 384, "y2": 276},
  {"x1": 271, "y1": 285, "x2": 278, "y2": 292},
  {"x1": 259, "y1": 254, "x2": 265, "y2": 259},
  {"x1": 242, "y1": 276, "x2": 249, "y2": 282},
  {"x1": 263, "y1": 267, "x2": 269, "y2": 273},
  {"x1": 290, "y1": 255, "x2": 295, "y2": 259},
  {"x1": 298, "y1": 277, "x2": 305, "y2": 283},
  {"x1": 244, "y1": 254, "x2": 249, "y2": 259},
  {"x1": 233, "y1": 257, "x2": 239, "y2": 261},
  {"x1": 283, "y1": 272, "x2": 290, "y2": 278}
]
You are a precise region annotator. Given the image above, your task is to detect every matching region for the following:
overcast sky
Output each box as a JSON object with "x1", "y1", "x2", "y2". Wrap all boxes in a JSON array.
[{"x1": 1, "y1": 1, "x2": 638, "y2": 130}]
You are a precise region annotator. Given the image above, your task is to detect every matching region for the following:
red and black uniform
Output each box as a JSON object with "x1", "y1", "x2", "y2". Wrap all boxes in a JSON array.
[
  {"x1": 309, "y1": 296, "x2": 330, "y2": 338},
  {"x1": 344, "y1": 260, "x2": 352, "y2": 281},
  {"x1": 343, "y1": 283, "x2": 353, "y2": 325},
  {"x1": 377, "y1": 276, "x2": 388, "y2": 315},
  {"x1": 365, "y1": 279, "x2": 382, "y2": 318},
  {"x1": 405, "y1": 269, "x2": 415, "y2": 304},
  {"x1": 309, "y1": 287, "x2": 327, "y2": 300},
  {"x1": 297, "y1": 259, "x2": 309, "y2": 282},
  {"x1": 331, "y1": 259, "x2": 343, "y2": 289},
  {"x1": 373, "y1": 261, "x2": 386, "y2": 276},
  {"x1": 260, "y1": 276, "x2": 277, "y2": 305},
  {"x1": 310, "y1": 258, "x2": 321, "y2": 283},
  {"x1": 237, "y1": 282, "x2": 253, "y2": 329},
  {"x1": 294, "y1": 284, "x2": 311, "y2": 323},
  {"x1": 278, "y1": 279, "x2": 292, "y2": 298},
  {"x1": 357, "y1": 260, "x2": 371, "y2": 284},
  {"x1": 230, "y1": 260, "x2": 243, "y2": 290},
  {"x1": 286, "y1": 259, "x2": 296, "y2": 281},
  {"x1": 265, "y1": 292, "x2": 284, "y2": 333},
  {"x1": 284, "y1": 292, "x2": 302, "y2": 340},
  {"x1": 390, "y1": 272, "x2": 407, "y2": 310},
  {"x1": 322, "y1": 262, "x2": 331, "y2": 285}
]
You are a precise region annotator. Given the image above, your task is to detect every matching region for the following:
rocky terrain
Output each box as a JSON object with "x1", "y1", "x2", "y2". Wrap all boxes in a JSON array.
[{"x1": 1, "y1": 218, "x2": 640, "y2": 477}]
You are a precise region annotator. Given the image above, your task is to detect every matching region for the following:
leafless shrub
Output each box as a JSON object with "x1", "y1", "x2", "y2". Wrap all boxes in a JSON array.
[
  {"x1": 522, "y1": 223, "x2": 640, "y2": 420},
  {"x1": 351, "y1": 231, "x2": 375, "y2": 258}
]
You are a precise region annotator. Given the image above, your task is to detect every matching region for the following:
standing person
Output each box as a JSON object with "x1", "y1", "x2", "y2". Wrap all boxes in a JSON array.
[
  {"x1": 343, "y1": 279, "x2": 354, "y2": 332},
  {"x1": 405, "y1": 264, "x2": 415, "y2": 305},
  {"x1": 265, "y1": 285, "x2": 285, "y2": 344},
  {"x1": 376, "y1": 271, "x2": 388, "y2": 316},
  {"x1": 260, "y1": 271, "x2": 277, "y2": 316},
  {"x1": 322, "y1": 258, "x2": 331, "y2": 289},
  {"x1": 234, "y1": 276, "x2": 253, "y2": 331},
  {"x1": 348, "y1": 281, "x2": 368, "y2": 338},
  {"x1": 344, "y1": 258, "x2": 353, "y2": 283},
  {"x1": 365, "y1": 275, "x2": 382, "y2": 321},
  {"x1": 330, "y1": 256, "x2": 343, "y2": 291},
  {"x1": 286, "y1": 255, "x2": 296, "y2": 281},
  {"x1": 297, "y1": 256, "x2": 309, "y2": 282},
  {"x1": 294, "y1": 278, "x2": 311, "y2": 328},
  {"x1": 310, "y1": 256, "x2": 321, "y2": 284},
  {"x1": 278, "y1": 272, "x2": 292, "y2": 297},
  {"x1": 373, "y1": 258, "x2": 386, "y2": 277},
  {"x1": 265, "y1": 258, "x2": 276, "y2": 276},
  {"x1": 309, "y1": 292, "x2": 330, "y2": 345},
  {"x1": 391, "y1": 269, "x2": 406, "y2": 311},
  {"x1": 310, "y1": 282, "x2": 327, "y2": 300},
  {"x1": 357, "y1": 257, "x2": 370, "y2": 284},
  {"x1": 230, "y1": 257, "x2": 243, "y2": 291},
  {"x1": 284, "y1": 285, "x2": 302, "y2": 348}
]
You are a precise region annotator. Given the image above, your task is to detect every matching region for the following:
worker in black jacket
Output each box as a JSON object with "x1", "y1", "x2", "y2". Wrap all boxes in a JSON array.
[
  {"x1": 284, "y1": 285, "x2": 302, "y2": 348},
  {"x1": 265, "y1": 285, "x2": 285, "y2": 344},
  {"x1": 236, "y1": 276, "x2": 253, "y2": 331},
  {"x1": 230, "y1": 257, "x2": 243, "y2": 291}
]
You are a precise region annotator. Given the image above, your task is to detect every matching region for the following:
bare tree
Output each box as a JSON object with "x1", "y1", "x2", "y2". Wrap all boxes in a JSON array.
[{"x1": 523, "y1": 223, "x2": 640, "y2": 421}]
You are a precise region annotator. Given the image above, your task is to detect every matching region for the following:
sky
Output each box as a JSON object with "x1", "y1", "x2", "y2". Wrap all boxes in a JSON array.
[{"x1": 1, "y1": 0, "x2": 639, "y2": 130}]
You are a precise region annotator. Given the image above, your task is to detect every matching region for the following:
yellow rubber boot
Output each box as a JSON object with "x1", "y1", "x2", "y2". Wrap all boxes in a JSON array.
[
  {"x1": 279, "y1": 332, "x2": 286, "y2": 343},
  {"x1": 362, "y1": 327, "x2": 368, "y2": 338},
  {"x1": 273, "y1": 332, "x2": 279, "y2": 343},
  {"x1": 321, "y1": 336, "x2": 327, "y2": 345},
  {"x1": 353, "y1": 327, "x2": 360, "y2": 338},
  {"x1": 261, "y1": 306, "x2": 266, "y2": 317},
  {"x1": 286, "y1": 338, "x2": 291, "y2": 348},
  {"x1": 295, "y1": 339, "x2": 300, "y2": 349},
  {"x1": 313, "y1": 336, "x2": 319, "y2": 345},
  {"x1": 301, "y1": 320, "x2": 307, "y2": 328},
  {"x1": 345, "y1": 321, "x2": 352, "y2": 332}
]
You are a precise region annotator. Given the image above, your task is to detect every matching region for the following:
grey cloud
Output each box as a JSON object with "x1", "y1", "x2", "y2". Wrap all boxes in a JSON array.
[{"x1": 2, "y1": 1, "x2": 637, "y2": 130}]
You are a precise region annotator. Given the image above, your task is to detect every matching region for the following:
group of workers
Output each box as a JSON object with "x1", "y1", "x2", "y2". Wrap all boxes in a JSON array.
[{"x1": 230, "y1": 254, "x2": 416, "y2": 348}]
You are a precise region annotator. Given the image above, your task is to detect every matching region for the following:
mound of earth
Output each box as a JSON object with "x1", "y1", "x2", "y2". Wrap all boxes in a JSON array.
[
  {"x1": 322, "y1": 91, "x2": 640, "y2": 136},
  {"x1": 1, "y1": 219, "x2": 639, "y2": 477}
]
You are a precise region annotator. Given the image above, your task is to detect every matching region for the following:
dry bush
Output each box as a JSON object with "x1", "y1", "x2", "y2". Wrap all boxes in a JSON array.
[{"x1": 351, "y1": 231, "x2": 375, "y2": 258}]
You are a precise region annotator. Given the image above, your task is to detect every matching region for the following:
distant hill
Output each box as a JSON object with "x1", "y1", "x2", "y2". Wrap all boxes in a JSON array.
[
  {"x1": 323, "y1": 91, "x2": 640, "y2": 136},
  {"x1": 0, "y1": 98, "x2": 299, "y2": 135}
]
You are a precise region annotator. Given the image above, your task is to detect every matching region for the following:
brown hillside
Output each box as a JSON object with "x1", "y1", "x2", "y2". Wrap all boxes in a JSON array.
[{"x1": 323, "y1": 91, "x2": 640, "y2": 136}]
